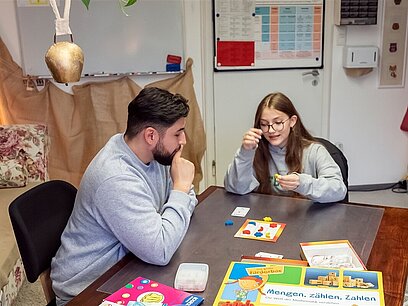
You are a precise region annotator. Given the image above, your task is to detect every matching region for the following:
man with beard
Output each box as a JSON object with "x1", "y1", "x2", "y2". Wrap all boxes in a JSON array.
[{"x1": 50, "y1": 87, "x2": 197, "y2": 305}]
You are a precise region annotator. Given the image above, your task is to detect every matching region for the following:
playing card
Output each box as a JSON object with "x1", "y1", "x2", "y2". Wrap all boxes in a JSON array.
[{"x1": 231, "y1": 206, "x2": 250, "y2": 217}]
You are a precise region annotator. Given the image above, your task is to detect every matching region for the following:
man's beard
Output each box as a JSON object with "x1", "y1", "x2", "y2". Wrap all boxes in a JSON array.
[{"x1": 153, "y1": 140, "x2": 179, "y2": 166}]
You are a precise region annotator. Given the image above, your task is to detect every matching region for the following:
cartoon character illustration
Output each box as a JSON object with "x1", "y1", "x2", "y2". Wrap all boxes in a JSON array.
[
  {"x1": 226, "y1": 275, "x2": 268, "y2": 301},
  {"x1": 136, "y1": 291, "x2": 165, "y2": 304}
]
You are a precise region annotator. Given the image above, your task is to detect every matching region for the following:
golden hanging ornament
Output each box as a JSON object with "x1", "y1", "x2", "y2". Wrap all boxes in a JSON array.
[{"x1": 45, "y1": 34, "x2": 84, "y2": 83}]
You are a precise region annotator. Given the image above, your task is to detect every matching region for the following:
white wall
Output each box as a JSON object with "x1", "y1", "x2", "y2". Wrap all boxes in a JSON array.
[
  {"x1": 200, "y1": 0, "x2": 407, "y2": 187},
  {"x1": 1, "y1": 0, "x2": 407, "y2": 187},
  {"x1": 329, "y1": 1, "x2": 408, "y2": 185},
  {"x1": 0, "y1": 1, "x2": 21, "y2": 65}
]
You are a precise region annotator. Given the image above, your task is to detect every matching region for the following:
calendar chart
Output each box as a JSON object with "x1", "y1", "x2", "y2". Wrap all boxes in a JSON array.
[{"x1": 214, "y1": 0, "x2": 324, "y2": 70}]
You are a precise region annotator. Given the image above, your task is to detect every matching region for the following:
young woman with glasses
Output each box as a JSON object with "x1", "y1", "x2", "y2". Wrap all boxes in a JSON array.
[{"x1": 224, "y1": 92, "x2": 347, "y2": 203}]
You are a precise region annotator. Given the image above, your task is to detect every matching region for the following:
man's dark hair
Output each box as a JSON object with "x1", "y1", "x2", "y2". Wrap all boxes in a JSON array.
[{"x1": 125, "y1": 87, "x2": 189, "y2": 138}]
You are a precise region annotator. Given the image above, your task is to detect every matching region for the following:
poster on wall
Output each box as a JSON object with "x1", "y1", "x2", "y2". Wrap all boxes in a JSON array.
[
  {"x1": 378, "y1": 0, "x2": 408, "y2": 88},
  {"x1": 213, "y1": 0, "x2": 325, "y2": 71}
]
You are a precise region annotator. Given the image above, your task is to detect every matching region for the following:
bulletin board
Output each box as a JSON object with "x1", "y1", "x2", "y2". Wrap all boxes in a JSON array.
[
  {"x1": 16, "y1": 0, "x2": 184, "y2": 77},
  {"x1": 213, "y1": 0, "x2": 324, "y2": 71},
  {"x1": 378, "y1": 0, "x2": 407, "y2": 88}
]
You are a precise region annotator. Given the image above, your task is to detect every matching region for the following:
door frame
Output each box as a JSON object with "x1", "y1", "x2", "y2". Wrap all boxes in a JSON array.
[{"x1": 185, "y1": 0, "x2": 335, "y2": 189}]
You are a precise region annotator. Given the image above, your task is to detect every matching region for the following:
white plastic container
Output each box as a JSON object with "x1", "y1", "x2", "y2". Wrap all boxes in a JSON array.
[{"x1": 174, "y1": 263, "x2": 209, "y2": 292}]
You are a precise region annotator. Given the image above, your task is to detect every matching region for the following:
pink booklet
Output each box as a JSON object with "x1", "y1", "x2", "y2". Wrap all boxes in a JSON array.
[{"x1": 103, "y1": 276, "x2": 204, "y2": 306}]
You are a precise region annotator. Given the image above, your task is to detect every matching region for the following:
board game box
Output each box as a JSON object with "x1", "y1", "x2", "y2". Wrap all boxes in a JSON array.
[
  {"x1": 300, "y1": 240, "x2": 367, "y2": 270},
  {"x1": 213, "y1": 261, "x2": 384, "y2": 306}
]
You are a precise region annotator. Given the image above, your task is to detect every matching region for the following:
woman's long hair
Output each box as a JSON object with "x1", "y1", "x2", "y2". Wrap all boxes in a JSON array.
[{"x1": 253, "y1": 92, "x2": 315, "y2": 194}]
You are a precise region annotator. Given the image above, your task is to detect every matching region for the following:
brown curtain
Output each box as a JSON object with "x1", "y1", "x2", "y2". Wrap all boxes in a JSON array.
[
  {"x1": 147, "y1": 58, "x2": 206, "y2": 189},
  {"x1": 0, "y1": 37, "x2": 206, "y2": 190}
]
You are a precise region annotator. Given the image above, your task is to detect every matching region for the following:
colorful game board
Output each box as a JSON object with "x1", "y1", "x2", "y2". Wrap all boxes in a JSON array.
[{"x1": 234, "y1": 219, "x2": 286, "y2": 243}]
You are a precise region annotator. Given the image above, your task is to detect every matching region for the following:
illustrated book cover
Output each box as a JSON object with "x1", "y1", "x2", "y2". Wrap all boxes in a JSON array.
[
  {"x1": 102, "y1": 276, "x2": 204, "y2": 306},
  {"x1": 234, "y1": 219, "x2": 286, "y2": 242},
  {"x1": 300, "y1": 240, "x2": 367, "y2": 270},
  {"x1": 213, "y1": 261, "x2": 384, "y2": 306}
]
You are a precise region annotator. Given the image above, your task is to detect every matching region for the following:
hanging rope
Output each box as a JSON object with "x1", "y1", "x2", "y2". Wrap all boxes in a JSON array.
[
  {"x1": 49, "y1": 0, "x2": 72, "y2": 37},
  {"x1": 46, "y1": 0, "x2": 84, "y2": 83}
]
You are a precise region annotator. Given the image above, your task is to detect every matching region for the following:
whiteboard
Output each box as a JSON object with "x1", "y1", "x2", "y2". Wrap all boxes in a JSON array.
[
  {"x1": 16, "y1": 0, "x2": 184, "y2": 77},
  {"x1": 213, "y1": 0, "x2": 324, "y2": 71}
]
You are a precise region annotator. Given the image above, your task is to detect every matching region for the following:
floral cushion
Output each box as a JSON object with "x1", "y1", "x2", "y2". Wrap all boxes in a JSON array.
[
  {"x1": 0, "y1": 159, "x2": 27, "y2": 188},
  {"x1": 0, "y1": 124, "x2": 49, "y2": 188},
  {"x1": 0, "y1": 258, "x2": 25, "y2": 306}
]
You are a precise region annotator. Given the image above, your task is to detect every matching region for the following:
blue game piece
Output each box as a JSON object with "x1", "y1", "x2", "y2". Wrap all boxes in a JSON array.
[
  {"x1": 254, "y1": 232, "x2": 263, "y2": 237},
  {"x1": 166, "y1": 63, "x2": 181, "y2": 72},
  {"x1": 248, "y1": 221, "x2": 256, "y2": 226},
  {"x1": 225, "y1": 219, "x2": 234, "y2": 226}
]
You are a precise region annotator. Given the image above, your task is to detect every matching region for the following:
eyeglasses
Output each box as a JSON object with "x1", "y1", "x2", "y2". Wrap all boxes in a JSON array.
[{"x1": 259, "y1": 117, "x2": 290, "y2": 133}]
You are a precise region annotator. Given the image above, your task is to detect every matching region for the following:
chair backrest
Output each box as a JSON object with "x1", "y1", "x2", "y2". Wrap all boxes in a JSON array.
[
  {"x1": 314, "y1": 137, "x2": 349, "y2": 202},
  {"x1": 8, "y1": 180, "x2": 77, "y2": 304}
]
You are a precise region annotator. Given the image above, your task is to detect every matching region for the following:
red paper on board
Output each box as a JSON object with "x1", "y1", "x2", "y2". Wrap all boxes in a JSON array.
[{"x1": 216, "y1": 41, "x2": 255, "y2": 67}]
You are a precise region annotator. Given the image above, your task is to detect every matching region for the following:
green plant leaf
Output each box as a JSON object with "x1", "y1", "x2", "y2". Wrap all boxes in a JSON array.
[
  {"x1": 124, "y1": 0, "x2": 138, "y2": 7},
  {"x1": 81, "y1": 0, "x2": 137, "y2": 9},
  {"x1": 81, "y1": 0, "x2": 90, "y2": 9}
]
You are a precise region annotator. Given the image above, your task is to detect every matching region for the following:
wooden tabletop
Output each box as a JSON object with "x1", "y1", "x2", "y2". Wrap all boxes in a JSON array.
[
  {"x1": 67, "y1": 186, "x2": 408, "y2": 306},
  {"x1": 366, "y1": 205, "x2": 408, "y2": 305}
]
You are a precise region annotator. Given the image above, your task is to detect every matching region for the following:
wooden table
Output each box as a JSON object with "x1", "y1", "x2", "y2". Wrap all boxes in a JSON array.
[{"x1": 67, "y1": 186, "x2": 408, "y2": 306}]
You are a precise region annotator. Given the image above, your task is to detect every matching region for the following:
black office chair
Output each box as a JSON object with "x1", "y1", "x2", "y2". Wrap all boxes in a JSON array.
[
  {"x1": 9, "y1": 180, "x2": 77, "y2": 306},
  {"x1": 314, "y1": 137, "x2": 349, "y2": 202}
]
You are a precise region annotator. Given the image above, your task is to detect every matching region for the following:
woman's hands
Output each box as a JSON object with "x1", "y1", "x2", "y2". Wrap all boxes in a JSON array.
[
  {"x1": 276, "y1": 173, "x2": 300, "y2": 191},
  {"x1": 240, "y1": 127, "x2": 300, "y2": 191},
  {"x1": 242, "y1": 128, "x2": 262, "y2": 150}
]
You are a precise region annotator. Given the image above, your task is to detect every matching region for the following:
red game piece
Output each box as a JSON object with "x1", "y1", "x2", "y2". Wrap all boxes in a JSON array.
[{"x1": 167, "y1": 54, "x2": 182, "y2": 64}]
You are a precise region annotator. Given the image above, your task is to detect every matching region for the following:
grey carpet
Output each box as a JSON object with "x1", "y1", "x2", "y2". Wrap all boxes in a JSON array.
[{"x1": 12, "y1": 279, "x2": 46, "y2": 306}]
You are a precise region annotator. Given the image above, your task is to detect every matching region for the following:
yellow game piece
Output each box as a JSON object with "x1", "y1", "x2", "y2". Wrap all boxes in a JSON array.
[
  {"x1": 263, "y1": 216, "x2": 272, "y2": 222},
  {"x1": 273, "y1": 174, "x2": 281, "y2": 186}
]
